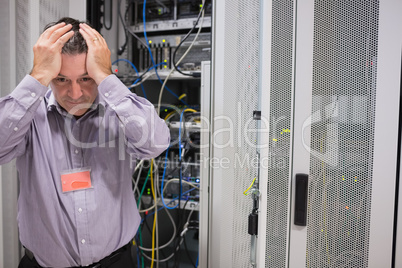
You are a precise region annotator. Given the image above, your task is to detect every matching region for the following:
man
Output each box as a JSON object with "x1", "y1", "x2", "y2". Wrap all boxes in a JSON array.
[{"x1": 0, "y1": 17, "x2": 170, "y2": 267}]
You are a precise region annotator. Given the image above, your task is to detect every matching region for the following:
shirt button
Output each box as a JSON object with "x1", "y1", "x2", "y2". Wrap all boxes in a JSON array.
[
  {"x1": 31, "y1": 92, "x2": 36, "y2": 97},
  {"x1": 104, "y1": 93, "x2": 109, "y2": 97},
  {"x1": 74, "y1": 149, "x2": 79, "y2": 154},
  {"x1": 81, "y1": 239, "x2": 86, "y2": 244},
  {"x1": 13, "y1": 127, "x2": 18, "y2": 131},
  {"x1": 78, "y1": 208, "x2": 83, "y2": 213},
  {"x1": 39, "y1": 97, "x2": 43, "y2": 101}
]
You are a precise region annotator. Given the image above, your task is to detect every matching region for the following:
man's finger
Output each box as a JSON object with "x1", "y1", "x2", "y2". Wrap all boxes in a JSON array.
[
  {"x1": 79, "y1": 23, "x2": 106, "y2": 46},
  {"x1": 55, "y1": 30, "x2": 75, "y2": 49},
  {"x1": 48, "y1": 24, "x2": 73, "y2": 44},
  {"x1": 41, "y1": 22, "x2": 67, "y2": 39},
  {"x1": 79, "y1": 23, "x2": 98, "y2": 36},
  {"x1": 78, "y1": 27, "x2": 96, "y2": 48}
]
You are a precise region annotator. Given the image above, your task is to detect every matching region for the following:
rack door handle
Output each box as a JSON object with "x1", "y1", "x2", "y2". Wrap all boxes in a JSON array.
[{"x1": 294, "y1": 173, "x2": 308, "y2": 226}]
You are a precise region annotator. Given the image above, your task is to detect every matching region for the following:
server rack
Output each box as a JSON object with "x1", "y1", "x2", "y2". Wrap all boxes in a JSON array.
[{"x1": 209, "y1": 0, "x2": 402, "y2": 267}]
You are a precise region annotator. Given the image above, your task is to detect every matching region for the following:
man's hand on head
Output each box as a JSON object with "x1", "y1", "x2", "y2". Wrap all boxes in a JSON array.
[
  {"x1": 30, "y1": 22, "x2": 74, "y2": 87},
  {"x1": 78, "y1": 23, "x2": 113, "y2": 85}
]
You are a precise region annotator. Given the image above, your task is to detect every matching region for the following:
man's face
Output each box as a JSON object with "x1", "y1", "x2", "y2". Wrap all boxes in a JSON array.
[{"x1": 50, "y1": 53, "x2": 98, "y2": 116}]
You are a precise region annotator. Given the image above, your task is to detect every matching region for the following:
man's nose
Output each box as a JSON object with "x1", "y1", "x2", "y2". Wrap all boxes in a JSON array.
[{"x1": 68, "y1": 81, "x2": 83, "y2": 100}]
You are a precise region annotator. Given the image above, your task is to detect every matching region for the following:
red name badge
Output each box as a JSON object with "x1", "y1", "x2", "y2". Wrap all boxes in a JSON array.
[{"x1": 61, "y1": 168, "x2": 93, "y2": 193}]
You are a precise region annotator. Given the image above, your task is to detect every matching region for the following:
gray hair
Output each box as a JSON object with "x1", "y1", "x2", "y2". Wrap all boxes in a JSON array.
[{"x1": 44, "y1": 17, "x2": 88, "y2": 55}]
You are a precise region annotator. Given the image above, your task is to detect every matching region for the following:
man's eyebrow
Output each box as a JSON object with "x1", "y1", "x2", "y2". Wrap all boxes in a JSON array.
[{"x1": 57, "y1": 73, "x2": 90, "y2": 77}]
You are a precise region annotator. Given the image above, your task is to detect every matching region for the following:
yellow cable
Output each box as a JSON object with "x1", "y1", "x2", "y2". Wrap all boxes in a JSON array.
[
  {"x1": 183, "y1": 108, "x2": 197, "y2": 113},
  {"x1": 150, "y1": 159, "x2": 156, "y2": 268},
  {"x1": 164, "y1": 108, "x2": 197, "y2": 121},
  {"x1": 243, "y1": 177, "x2": 257, "y2": 196},
  {"x1": 185, "y1": 108, "x2": 201, "y2": 123},
  {"x1": 164, "y1": 111, "x2": 177, "y2": 121}
]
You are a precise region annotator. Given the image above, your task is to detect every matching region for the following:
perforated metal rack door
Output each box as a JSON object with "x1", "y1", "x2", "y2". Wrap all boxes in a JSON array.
[
  {"x1": 39, "y1": 0, "x2": 69, "y2": 29},
  {"x1": 16, "y1": 0, "x2": 33, "y2": 82},
  {"x1": 210, "y1": 0, "x2": 261, "y2": 267},
  {"x1": 264, "y1": 0, "x2": 295, "y2": 267},
  {"x1": 15, "y1": 0, "x2": 69, "y2": 82},
  {"x1": 306, "y1": 1, "x2": 379, "y2": 267}
]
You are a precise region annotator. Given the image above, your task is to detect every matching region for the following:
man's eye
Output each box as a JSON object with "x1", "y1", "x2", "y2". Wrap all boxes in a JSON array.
[
  {"x1": 56, "y1": 78, "x2": 67, "y2": 83},
  {"x1": 81, "y1": 77, "x2": 92, "y2": 82}
]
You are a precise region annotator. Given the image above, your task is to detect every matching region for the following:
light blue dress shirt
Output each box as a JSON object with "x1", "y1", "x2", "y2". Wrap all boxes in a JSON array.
[{"x1": 0, "y1": 74, "x2": 170, "y2": 267}]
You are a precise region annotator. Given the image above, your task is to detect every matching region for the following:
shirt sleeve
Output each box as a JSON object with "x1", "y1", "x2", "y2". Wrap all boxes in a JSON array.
[
  {"x1": 0, "y1": 75, "x2": 48, "y2": 164},
  {"x1": 97, "y1": 74, "x2": 170, "y2": 159}
]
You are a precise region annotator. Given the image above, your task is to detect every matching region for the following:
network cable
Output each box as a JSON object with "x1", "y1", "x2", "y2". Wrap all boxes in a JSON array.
[
  {"x1": 132, "y1": 159, "x2": 144, "y2": 198},
  {"x1": 117, "y1": 0, "x2": 148, "y2": 55},
  {"x1": 157, "y1": 0, "x2": 206, "y2": 116},
  {"x1": 139, "y1": 188, "x2": 197, "y2": 259},
  {"x1": 160, "y1": 145, "x2": 179, "y2": 209},
  {"x1": 112, "y1": 58, "x2": 147, "y2": 98},
  {"x1": 143, "y1": 0, "x2": 189, "y2": 107},
  {"x1": 150, "y1": 159, "x2": 157, "y2": 268},
  {"x1": 143, "y1": 188, "x2": 197, "y2": 223},
  {"x1": 181, "y1": 202, "x2": 199, "y2": 268},
  {"x1": 117, "y1": 0, "x2": 128, "y2": 55},
  {"x1": 129, "y1": 62, "x2": 167, "y2": 88},
  {"x1": 160, "y1": 107, "x2": 198, "y2": 210},
  {"x1": 134, "y1": 2, "x2": 206, "y2": 266},
  {"x1": 138, "y1": 191, "x2": 198, "y2": 266},
  {"x1": 117, "y1": 0, "x2": 187, "y2": 106},
  {"x1": 172, "y1": 2, "x2": 206, "y2": 77},
  {"x1": 139, "y1": 198, "x2": 199, "y2": 264}
]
